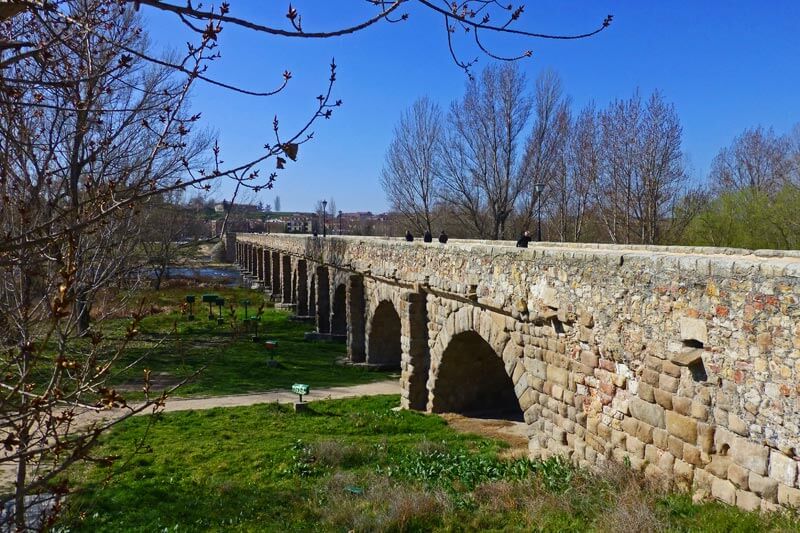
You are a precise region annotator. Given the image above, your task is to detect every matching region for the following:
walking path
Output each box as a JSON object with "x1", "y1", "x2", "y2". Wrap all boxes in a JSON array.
[{"x1": 153, "y1": 380, "x2": 401, "y2": 412}]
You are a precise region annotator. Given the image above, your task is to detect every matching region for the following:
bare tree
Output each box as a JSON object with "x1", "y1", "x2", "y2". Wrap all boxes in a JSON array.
[
  {"x1": 442, "y1": 63, "x2": 532, "y2": 239},
  {"x1": 636, "y1": 91, "x2": 686, "y2": 244},
  {"x1": 381, "y1": 97, "x2": 443, "y2": 234},
  {"x1": 0, "y1": 5, "x2": 211, "y2": 528},
  {"x1": 595, "y1": 91, "x2": 685, "y2": 244},
  {"x1": 564, "y1": 104, "x2": 601, "y2": 241},
  {"x1": 519, "y1": 69, "x2": 571, "y2": 240},
  {"x1": 709, "y1": 126, "x2": 794, "y2": 196},
  {"x1": 596, "y1": 93, "x2": 642, "y2": 244}
]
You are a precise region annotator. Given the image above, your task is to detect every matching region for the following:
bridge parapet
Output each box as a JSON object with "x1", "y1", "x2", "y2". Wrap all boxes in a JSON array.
[{"x1": 235, "y1": 233, "x2": 800, "y2": 510}]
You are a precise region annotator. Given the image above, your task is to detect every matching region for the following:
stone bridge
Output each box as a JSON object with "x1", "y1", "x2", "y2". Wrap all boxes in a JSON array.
[{"x1": 230, "y1": 233, "x2": 800, "y2": 511}]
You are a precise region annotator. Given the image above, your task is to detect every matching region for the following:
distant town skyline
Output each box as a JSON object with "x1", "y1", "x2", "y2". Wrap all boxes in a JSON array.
[{"x1": 146, "y1": 1, "x2": 800, "y2": 213}]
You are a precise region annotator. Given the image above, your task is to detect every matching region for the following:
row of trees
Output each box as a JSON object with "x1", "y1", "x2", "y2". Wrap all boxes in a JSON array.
[{"x1": 382, "y1": 65, "x2": 800, "y2": 248}]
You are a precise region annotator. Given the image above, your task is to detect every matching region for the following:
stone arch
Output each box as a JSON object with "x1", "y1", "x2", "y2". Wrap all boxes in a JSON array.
[
  {"x1": 366, "y1": 300, "x2": 402, "y2": 369},
  {"x1": 331, "y1": 283, "x2": 347, "y2": 337},
  {"x1": 431, "y1": 330, "x2": 522, "y2": 419},
  {"x1": 427, "y1": 306, "x2": 524, "y2": 417}
]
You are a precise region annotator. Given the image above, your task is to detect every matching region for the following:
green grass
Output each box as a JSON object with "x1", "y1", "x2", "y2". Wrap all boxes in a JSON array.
[
  {"x1": 56, "y1": 396, "x2": 800, "y2": 532},
  {"x1": 103, "y1": 287, "x2": 394, "y2": 399}
]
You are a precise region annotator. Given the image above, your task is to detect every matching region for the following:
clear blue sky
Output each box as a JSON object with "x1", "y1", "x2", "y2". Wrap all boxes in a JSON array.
[{"x1": 144, "y1": 1, "x2": 800, "y2": 213}]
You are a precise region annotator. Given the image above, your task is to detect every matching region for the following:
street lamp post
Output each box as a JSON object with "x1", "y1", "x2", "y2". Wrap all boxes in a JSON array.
[
  {"x1": 322, "y1": 200, "x2": 327, "y2": 237},
  {"x1": 338, "y1": 210, "x2": 343, "y2": 235},
  {"x1": 534, "y1": 183, "x2": 544, "y2": 242}
]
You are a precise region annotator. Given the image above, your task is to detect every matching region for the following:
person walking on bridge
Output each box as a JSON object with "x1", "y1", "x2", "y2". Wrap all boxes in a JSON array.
[
  {"x1": 438, "y1": 230, "x2": 449, "y2": 244},
  {"x1": 516, "y1": 231, "x2": 531, "y2": 248},
  {"x1": 405, "y1": 230, "x2": 414, "y2": 242},
  {"x1": 423, "y1": 229, "x2": 432, "y2": 243}
]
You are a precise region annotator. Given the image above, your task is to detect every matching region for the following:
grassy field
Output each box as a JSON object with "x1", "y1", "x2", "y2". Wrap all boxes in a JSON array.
[
  {"x1": 102, "y1": 287, "x2": 395, "y2": 399},
  {"x1": 56, "y1": 395, "x2": 800, "y2": 532}
]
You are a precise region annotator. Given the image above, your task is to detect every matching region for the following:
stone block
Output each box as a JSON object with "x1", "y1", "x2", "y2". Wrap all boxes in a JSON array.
[
  {"x1": 610, "y1": 428, "x2": 625, "y2": 448},
  {"x1": 712, "y1": 478, "x2": 737, "y2": 505},
  {"x1": 736, "y1": 490, "x2": 761, "y2": 512},
  {"x1": 580, "y1": 350, "x2": 599, "y2": 368},
  {"x1": 657, "y1": 450, "x2": 675, "y2": 473},
  {"x1": 683, "y1": 444, "x2": 702, "y2": 467},
  {"x1": 674, "y1": 459, "x2": 694, "y2": 490},
  {"x1": 697, "y1": 423, "x2": 715, "y2": 454},
  {"x1": 654, "y1": 388, "x2": 673, "y2": 409},
  {"x1": 778, "y1": 484, "x2": 800, "y2": 508},
  {"x1": 691, "y1": 401, "x2": 709, "y2": 421},
  {"x1": 512, "y1": 362, "x2": 525, "y2": 384},
  {"x1": 578, "y1": 326, "x2": 594, "y2": 343},
  {"x1": 761, "y1": 499, "x2": 782, "y2": 513},
  {"x1": 526, "y1": 358, "x2": 547, "y2": 380},
  {"x1": 666, "y1": 411, "x2": 698, "y2": 444},
  {"x1": 644, "y1": 355, "x2": 663, "y2": 371},
  {"x1": 768, "y1": 450, "x2": 798, "y2": 487},
  {"x1": 626, "y1": 436, "x2": 645, "y2": 459},
  {"x1": 621, "y1": 416, "x2": 639, "y2": 436},
  {"x1": 638, "y1": 382, "x2": 655, "y2": 403},
  {"x1": 680, "y1": 317, "x2": 708, "y2": 344},
  {"x1": 749, "y1": 472, "x2": 779, "y2": 502},
  {"x1": 653, "y1": 428, "x2": 669, "y2": 450},
  {"x1": 671, "y1": 347, "x2": 704, "y2": 367},
  {"x1": 707, "y1": 455, "x2": 731, "y2": 478},
  {"x1": 645, "y1": 444, "x2": 660, "y2": 465},
  {"x1": 630, "y1": 398, "x2": 665, "y2": 429},
  {"x1": 694, "y1": 468, "x2": 714, "y2": 492},
  {"x1": 672, "y1": 395, "x2": 692, "y2": 416},
  {"x1": 728, "y1": 413, "x2": 748, "y2": 436},
  {"x1": 662, "y1": 360, "x2": 681, "y2": 377},
  {"x1": 518, "y1": 388, "x2": 534, "y2": 411},
  {"x1": 668, "y1": 435, "x2": 684, "y2": 459},
  {"x1": 728, "y1": 463, "x2": 749, "y2": 490},
  {"x1": 659, "y1": 373, "x2": 679, "y2": 393},
  {"x1": 731, "y1": 439, "x2": 770, "y2": 477},
  {"x1": 546, "y1": 364, "x2": 569, "y2": 387},
  {"x1": 635, "y1": 421, "x2": 654, "y2": 444},
  {"x1": 642, "y1": 368, "x2": 660, "y2": 386},
  {"x1": 502, "y1": 341, "x2": 523, "y2": 360}
]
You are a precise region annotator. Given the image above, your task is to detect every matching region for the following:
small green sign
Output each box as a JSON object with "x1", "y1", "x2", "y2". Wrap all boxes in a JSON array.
[{"x1": 292, "y1": 383, "x2": 310, "y2": 396}]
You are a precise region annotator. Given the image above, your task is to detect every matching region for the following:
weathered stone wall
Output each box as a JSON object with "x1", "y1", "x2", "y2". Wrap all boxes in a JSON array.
[{"x1": 236, "y1": 233, "x2": 800, "y2": 511}]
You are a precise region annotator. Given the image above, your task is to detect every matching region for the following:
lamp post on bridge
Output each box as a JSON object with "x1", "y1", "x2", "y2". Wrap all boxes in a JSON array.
[
  {"x1": 322, "y1": 199, "x2": 327, "y2": 237},
  {"x1": 338, "y1": 210, "x2": 343, "y2": 235},
  {"x1": 534, "y1": 183, "x2": 544, "y2": 242}
]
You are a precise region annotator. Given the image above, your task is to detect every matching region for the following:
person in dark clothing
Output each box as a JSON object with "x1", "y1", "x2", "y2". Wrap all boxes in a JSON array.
[
  {"x1": 516, "y1": 230, "x2": 531, "y2": 248},
  {"x1": 438, "y1": 230, "x2": 448, "y2": 244},
  {"x1": 405, "y1": 230, "x2": 414, "y2": 242},
  {"x1": 423, "y1": 229, "x2": 433, "y2": 243}
]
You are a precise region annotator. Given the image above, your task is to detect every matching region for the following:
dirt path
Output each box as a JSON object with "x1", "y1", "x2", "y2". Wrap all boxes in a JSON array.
[
  {"x1": 440, "y1": 413, "x2": 530, "y2": 458},
  {"x1": 153, "y1": 380, "x2": 401, "y2": 412}
]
